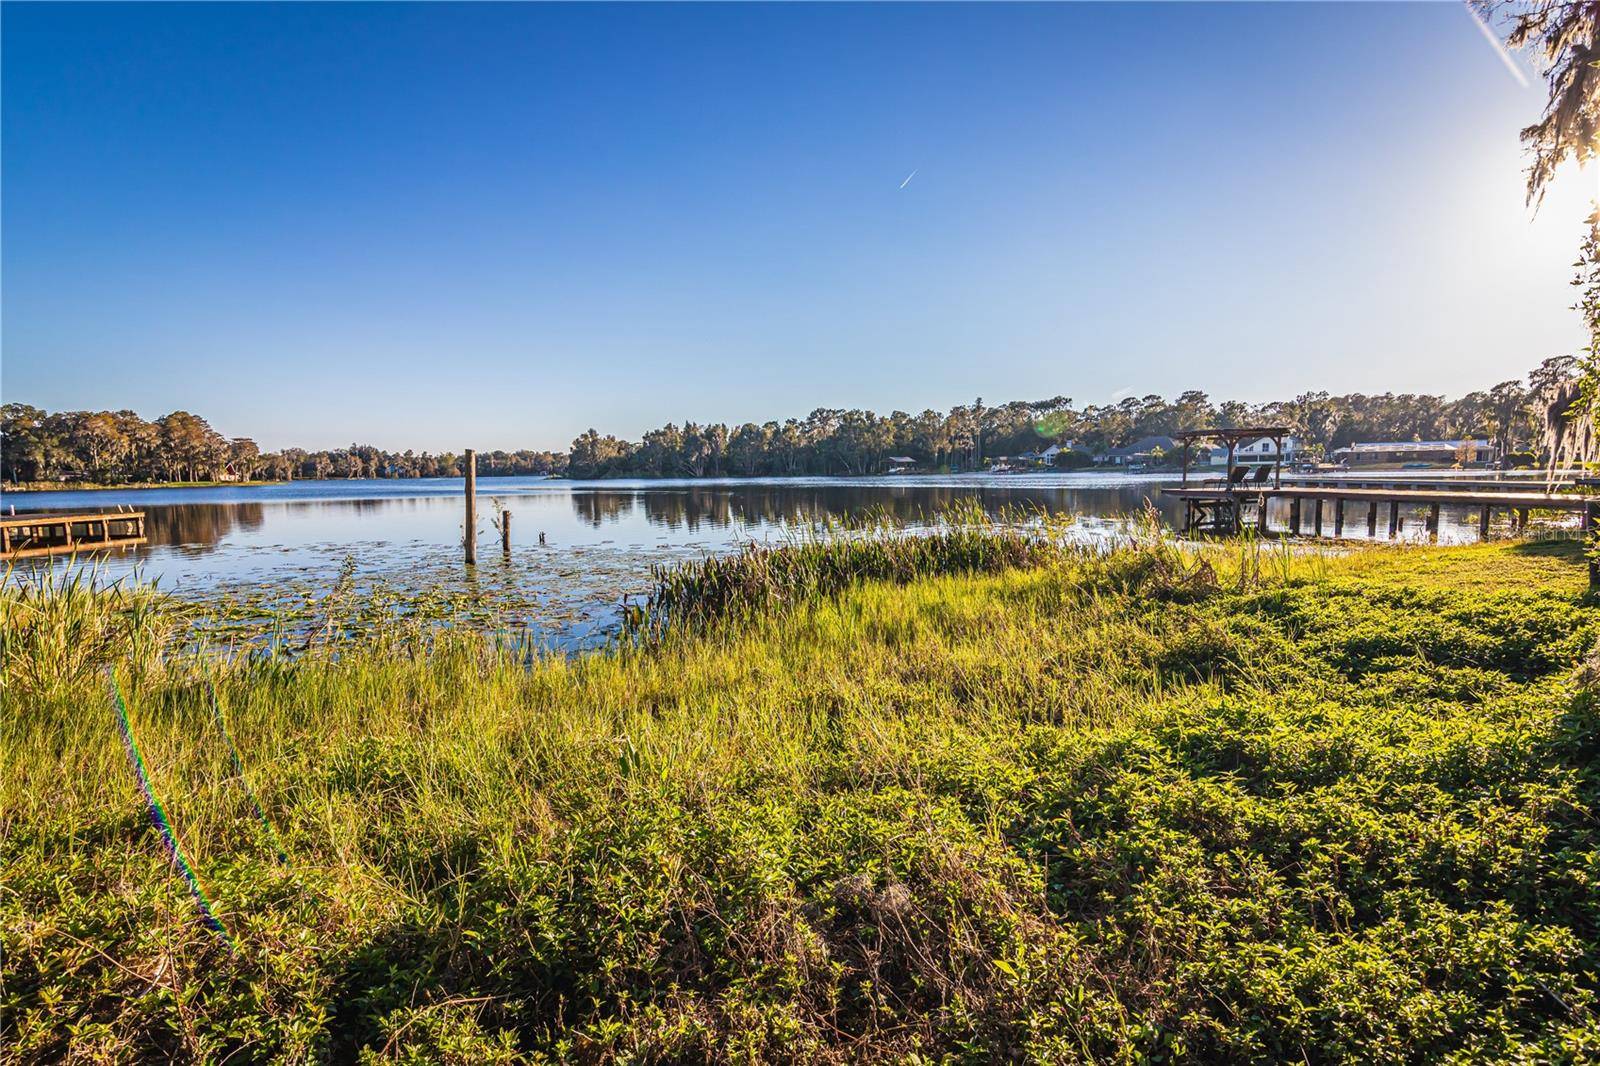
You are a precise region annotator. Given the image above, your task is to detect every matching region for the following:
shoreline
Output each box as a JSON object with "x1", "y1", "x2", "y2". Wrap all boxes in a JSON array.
[
  {"x1": 2, "y1": 466, "x2": 1530, "y2": 496},
  {"x1": 0, "y1": 469, "x2": 1171, "y2": 496}
]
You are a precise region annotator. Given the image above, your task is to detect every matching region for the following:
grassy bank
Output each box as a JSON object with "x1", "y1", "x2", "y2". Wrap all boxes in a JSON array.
[{"x1": 3, "y1": 535, "x2": 1598, "y2": 1062}]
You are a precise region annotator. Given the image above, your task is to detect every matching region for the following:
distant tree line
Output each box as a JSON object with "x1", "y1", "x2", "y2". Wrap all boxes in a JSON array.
[
  {"x1": 0, "y1": 404, "x2": 566, "y2": 485},
  {"x1": 566, "y1": 360, "x2": 1567, "y2": 478},
  {"x1": 0, "y1": 358, "x2": 1570, "y2": 486}
]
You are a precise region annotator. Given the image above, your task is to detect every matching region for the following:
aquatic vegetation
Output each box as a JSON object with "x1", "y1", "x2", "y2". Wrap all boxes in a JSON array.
[
  {"x1": 2, "y1": 536, "x2": 1598, "y2": 1061},
  {"x1": 0, "y1": 561, "x2": 180, "y2": 701},
  {"x1": 630, "y1": 503, "x2": 1084, "y2": 637}
]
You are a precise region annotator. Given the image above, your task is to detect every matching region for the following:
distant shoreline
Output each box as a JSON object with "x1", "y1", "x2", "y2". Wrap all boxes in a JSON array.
[
  {"x1": 3, "y1": 465, "x2": 1539, "y2": 497},
  {"x1": 2, "y1": 470, "x2": 1135, "y2": 495},
  {"x1": 3, "y1": 479, "x2": 280, "y2": 493}
]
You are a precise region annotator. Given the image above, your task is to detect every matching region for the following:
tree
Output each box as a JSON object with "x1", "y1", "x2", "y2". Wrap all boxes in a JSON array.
[
  {"x1": 1478, "y1": 3, "x2": 1600, "y2": 465},
  {"x1": 568, "y1": 429, "x2": 632, "y2": 479},
  {"x1": 1487, "y1": 379, "x2": 1532, "y2": 466},
  {"x1": 1475, "y1": 1, "x2": 1600, "y2": 208},
  {"x1": 67, "y1": 411, "x2": 127, "y2": 480},
  {"x1": 728, "y1": 423, "x2": 769, "y2": 476},
  {"x1": 229, "y1": 438, "x2": 262, "y2": 480},
  {"x1": 1, "y1": 403, "x2": 59, "y2": 482}
]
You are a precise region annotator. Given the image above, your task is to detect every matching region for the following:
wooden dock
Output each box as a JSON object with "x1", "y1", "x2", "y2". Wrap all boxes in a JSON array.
[
  {"x1": 0, "y1": 511, "x2": 147, "y2": 560},
  {"x1": 1279, "y1": 475, "x2": 1571, "y2": 493},
  {"x1": 1165, "y1": 484, "x2": 1596, "y2": 543}
]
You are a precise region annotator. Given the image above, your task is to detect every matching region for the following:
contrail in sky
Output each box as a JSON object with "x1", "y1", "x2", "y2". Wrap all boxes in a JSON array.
[
  {"x1": 899, "y1": 169, "x2": 917, "y2": 189},
  {"x1": 1464, "y1": 2, "x2": 1529, "y2": 88}
]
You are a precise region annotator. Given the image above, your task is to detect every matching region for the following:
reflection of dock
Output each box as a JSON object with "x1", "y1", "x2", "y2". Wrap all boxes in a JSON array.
[{"x1": 0, "y1": 511, "x2": 147, "y2": 560}]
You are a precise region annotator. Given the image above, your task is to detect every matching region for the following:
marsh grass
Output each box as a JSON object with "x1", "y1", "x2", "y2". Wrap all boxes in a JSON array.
[
  {"x1": 630, "y1": 503, "x2": 1083, "y2": 638},
  {"x1": 0, "y1": 560, "x2": 180, "y2": 701},
  {"x1": 2, "y1": 531, "x2": 1598, "y2": 1061}
]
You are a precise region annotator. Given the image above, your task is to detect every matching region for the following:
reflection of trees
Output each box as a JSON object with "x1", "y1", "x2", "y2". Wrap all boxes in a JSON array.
[
  {"x1": 55, "y1": 485, "x2": 1183, "y2": 565},
  {"x1": 572, "y1": 485, "x2": 1184, "y2": 533},
  {"x1": 571, "y1": 492, "x2": 637, "y2": 528},
  {"x1": 141, "y1": 503, "x2": 266, "y2": 554}
]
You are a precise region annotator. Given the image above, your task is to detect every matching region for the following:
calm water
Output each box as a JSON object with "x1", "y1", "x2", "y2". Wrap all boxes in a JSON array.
[{"x1": 0, "y1": 473, "x2": 1527, "y2": 647}]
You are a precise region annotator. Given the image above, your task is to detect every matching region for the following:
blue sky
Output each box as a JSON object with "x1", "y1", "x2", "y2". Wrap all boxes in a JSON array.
[{"x1": 3, "y1": 2, "x2": 1594, "y2": 451}]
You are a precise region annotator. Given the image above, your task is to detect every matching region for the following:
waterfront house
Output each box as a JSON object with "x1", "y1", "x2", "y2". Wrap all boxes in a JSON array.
[
  {"x1": 1236, "y1": 435, "x2": 1299, "y2": 466},
  {"x1": 1101, "y1": 435, "x2": 1178, "y2": 467},
  {"x1": 1331, "y1": 439, "x2": 1495, "y2": 468},
  {"x1": 1016, "y1": 442, "x2": 1073, "y2": 467}
]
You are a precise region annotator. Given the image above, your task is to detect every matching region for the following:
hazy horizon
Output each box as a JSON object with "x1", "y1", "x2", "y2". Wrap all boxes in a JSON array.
[{"x1": 4, "y1": 2, "x2": 1595, "y2": 452}]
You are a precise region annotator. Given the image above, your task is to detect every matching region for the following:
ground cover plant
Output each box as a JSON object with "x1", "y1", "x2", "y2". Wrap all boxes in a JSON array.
[{"x1": 2, "y1": 532, "x2": 1598, "y2": 1063}]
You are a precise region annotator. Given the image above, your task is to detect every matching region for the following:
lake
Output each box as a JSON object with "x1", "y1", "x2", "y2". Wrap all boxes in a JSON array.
[{"x1": 0, "y1": 473, "x2": 1521, "y2": 648}]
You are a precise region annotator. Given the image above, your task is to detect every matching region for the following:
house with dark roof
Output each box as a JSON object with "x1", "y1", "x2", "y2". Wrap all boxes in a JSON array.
[{"x1": 1099, "y1": 435, "x2": 1177, "y2": 466}]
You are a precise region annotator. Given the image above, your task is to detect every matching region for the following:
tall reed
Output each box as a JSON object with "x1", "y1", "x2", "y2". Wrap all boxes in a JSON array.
[{"x1": 629, "y1": 502, "x2": 1082, "y2": 638}]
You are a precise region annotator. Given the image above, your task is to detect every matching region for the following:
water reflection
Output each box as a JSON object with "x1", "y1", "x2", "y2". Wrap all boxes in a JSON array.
[
  {"x1": 6, "y1": 475, "x2": 1176, "y2": 590},
  {"x1": 567, "y1": 482, "x2": 1182, "y2": 533},
  {"x1": 146, "y1": 503, "x2": 266, "y2": 555},
  {"x1": 5, "y1": 475, "x2": 1556, "y2": 578}
]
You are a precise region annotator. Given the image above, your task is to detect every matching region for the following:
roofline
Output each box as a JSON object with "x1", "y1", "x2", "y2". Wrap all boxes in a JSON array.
[{"x1": 1172, "y1": 426, "x2": 1292, "y2": 442}]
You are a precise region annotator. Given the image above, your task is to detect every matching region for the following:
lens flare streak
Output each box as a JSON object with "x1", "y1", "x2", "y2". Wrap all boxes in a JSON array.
[{"x1": 111, "y1": 673, "x2": 235, "y2": 948}]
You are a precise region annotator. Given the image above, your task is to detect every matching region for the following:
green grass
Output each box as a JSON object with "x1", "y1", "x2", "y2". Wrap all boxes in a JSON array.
[{"x1": 2, "y1": 535, "x2": 1599, "y2": 1062}]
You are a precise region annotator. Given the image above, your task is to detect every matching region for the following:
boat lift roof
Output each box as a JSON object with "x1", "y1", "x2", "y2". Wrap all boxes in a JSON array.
[{"x1": 1172, "y1": 426, "x2": 1291, "y2": 443}]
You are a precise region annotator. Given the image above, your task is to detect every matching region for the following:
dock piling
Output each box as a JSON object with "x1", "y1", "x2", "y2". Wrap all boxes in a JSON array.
[
  {"x1": 464, "y1": 449, "x2": 477, "y2": 565},
  {"x1": 502, "y1": 509, "x2": 512, "y2": 555}
]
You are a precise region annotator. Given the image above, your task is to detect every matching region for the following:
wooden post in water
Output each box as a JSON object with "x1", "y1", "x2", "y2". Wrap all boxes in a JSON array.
[
  {"x1": 1387, "y1": 501, "x2": 1400, "y2": 539},
  {"x1": 1334, "y1": 498, "x2": 1345, "y2": 536},
  {"x1": 1426, "y1": 503, "x2": 1441, "y2": 544},
  {"x1": 1312, "y1": 498, "x2": 1323, "y2": 538},
  {"x1": 464, "y1": 449, "x2": 477, "y2": 565},
  {"x1": 502, "y1": 509, "x2": 512, "y2": 555},
  {"x1": 1478, "y1": 505, "x2": 1492, "y2": 542}
]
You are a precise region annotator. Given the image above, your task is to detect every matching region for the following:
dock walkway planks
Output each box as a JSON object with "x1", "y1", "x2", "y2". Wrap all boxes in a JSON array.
[{"x1": 0, "y1": 511, "x2": 147, "y2": 560}]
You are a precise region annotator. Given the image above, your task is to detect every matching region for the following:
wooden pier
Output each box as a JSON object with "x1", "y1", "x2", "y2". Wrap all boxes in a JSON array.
[
  {"x1": 1279, "y1": 474, "x2": 1571, "y2": 493},
  {"x1": 0, "y1": 511, "x2": 147, "y2": 560},
  {"x1": 1165, "y1": 484, "x2": 1595, "y2": 542},
  {"x1": 1165, "y1": 425, "x2": 1600, "y2": 583}
]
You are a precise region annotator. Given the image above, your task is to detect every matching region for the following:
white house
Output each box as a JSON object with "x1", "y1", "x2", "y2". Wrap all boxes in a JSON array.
[
  {"x1": 1015, "y1": 442, "x2": 1075, "y2": 466},
  {"x1": 1034, "y1": 442, "x2": 1072, "y2": 463},
  {"x1": 1234, "y1": 436, "x2": 1298, "y2": 465}
]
